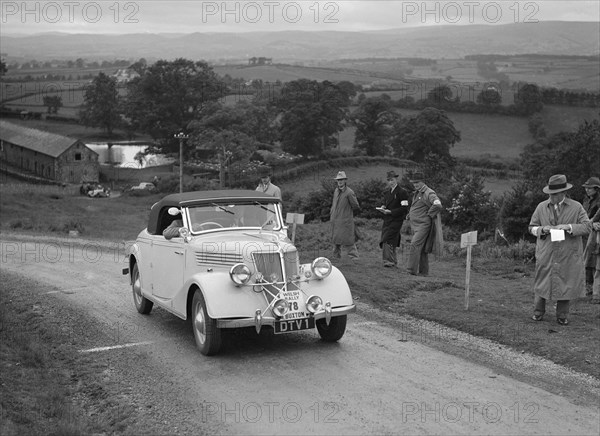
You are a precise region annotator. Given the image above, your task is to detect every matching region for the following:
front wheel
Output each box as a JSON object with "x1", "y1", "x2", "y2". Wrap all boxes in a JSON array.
[
  {"x1": 191, "y1": 290, "x2": 222, "y2": 355},
  {"x1": 316, "y1": 315, "x2": 347, "y2": 342},
  {"x1": 132, "y1": 263, "x2": 153, "y2": 314}
]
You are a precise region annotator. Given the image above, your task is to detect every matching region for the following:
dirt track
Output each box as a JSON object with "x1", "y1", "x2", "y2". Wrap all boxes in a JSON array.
[{"x1": 1, "y1": 233, "x2": 599, "y2": 435}]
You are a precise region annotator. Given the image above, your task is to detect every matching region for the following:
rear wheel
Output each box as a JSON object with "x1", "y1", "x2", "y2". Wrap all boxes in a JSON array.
[
  {"x1": 191, "y1": 290, "x2": 222, "y2": 355},
  {"x1": 132, "y1": 263, "x2": 153, "y2": 314},
  {"x1": 316, "y1": 315, "x2": 347, "y2": 342}
]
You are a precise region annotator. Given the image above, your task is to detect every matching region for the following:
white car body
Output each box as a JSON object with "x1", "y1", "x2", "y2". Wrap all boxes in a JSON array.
[{"x1": 125, "y1": 190, "x2": 356, "y2": 355}]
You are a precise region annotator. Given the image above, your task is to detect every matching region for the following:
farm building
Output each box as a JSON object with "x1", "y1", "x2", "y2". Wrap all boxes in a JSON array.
[{"x1": 0, "y1": 120, "x2": 100, "y2": 183}]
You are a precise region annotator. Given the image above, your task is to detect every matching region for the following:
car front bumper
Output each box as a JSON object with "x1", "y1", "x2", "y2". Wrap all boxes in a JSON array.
[{"x1": 216, "y1": 303, "x2": 356, "y2": 329}]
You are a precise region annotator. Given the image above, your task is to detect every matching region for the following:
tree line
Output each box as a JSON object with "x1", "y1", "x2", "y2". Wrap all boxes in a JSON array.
[{"x1": 75, "y1": 57, "x2": 598, "y2": 243}]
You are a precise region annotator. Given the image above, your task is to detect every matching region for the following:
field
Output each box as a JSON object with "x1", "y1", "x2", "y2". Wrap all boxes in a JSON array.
[{"x1": 2, "y1": 54, "x2": 598, "y2": 120}]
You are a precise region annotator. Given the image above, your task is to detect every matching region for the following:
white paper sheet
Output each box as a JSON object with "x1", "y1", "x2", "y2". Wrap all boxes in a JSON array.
[{"x1": 550, "y1": 228, "x2": 565, "y2": 242}]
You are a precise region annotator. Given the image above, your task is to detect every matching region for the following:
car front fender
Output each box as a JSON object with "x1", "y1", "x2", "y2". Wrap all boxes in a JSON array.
[{"x1": 176, "y1": 265, "x2": 354, "y2": 321}]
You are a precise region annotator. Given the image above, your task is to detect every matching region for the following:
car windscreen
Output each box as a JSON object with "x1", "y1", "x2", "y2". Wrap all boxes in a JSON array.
[{"x1": 187, "y1": 201, "x2": 281, "y2": 233}]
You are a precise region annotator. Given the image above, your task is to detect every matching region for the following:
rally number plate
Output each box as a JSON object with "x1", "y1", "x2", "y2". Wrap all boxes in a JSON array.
[{"x1": 274, "y1": 317, "x2": 315, "y2": 334}]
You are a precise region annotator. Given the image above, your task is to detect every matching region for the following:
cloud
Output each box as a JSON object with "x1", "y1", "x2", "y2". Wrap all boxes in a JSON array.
[{"x1": 1, "y1": 1, "x2": 598, "y2": 35}]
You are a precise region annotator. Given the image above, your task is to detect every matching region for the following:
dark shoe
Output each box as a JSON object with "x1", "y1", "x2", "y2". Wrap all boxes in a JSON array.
[
  {"x1": 557, "y1": 318, "x2": 569, "y2": 326},
  {"x1": 532, "y1": 314, "x2": 543, "y2": 321}
]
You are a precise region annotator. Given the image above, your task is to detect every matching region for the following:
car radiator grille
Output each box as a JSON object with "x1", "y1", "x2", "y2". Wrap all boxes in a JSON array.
[
  {"x1": 253, "y1": 250, "x2": 299, "y2": 302},
  {"x1": 194, "y1": 252, "x2": 243, "y2": 266}
]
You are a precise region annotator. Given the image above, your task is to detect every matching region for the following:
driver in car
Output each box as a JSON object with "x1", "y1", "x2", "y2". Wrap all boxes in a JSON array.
[{"x1": 163, "y1": 219, "x2": 183, "y2": 240}]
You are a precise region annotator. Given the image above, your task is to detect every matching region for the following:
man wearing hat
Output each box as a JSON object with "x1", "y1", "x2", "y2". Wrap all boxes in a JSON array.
[
  {"x1": 378, "y1": 170, "x2": 410, "y2": 267},
  {"x1": 529, "y1": 174, "x2": 591, "y2": 325},
  {"x1": 330, "y1": 170, "x2": 360, "y2": 260},
  {"x1": 406, "y1": 171, "x2": 443, "y2": 276},
  {"x1": 256, "y1": 168, "x2": 281, "y2": 198},
  {"x1": 582, "y1": 176, "x2": 600, "y2": 302}
]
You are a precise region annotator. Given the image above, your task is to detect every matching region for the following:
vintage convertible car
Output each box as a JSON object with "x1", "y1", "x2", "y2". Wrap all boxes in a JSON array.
[{"x1": 124, "y1": 190, "x2": 356, "y2": 355}]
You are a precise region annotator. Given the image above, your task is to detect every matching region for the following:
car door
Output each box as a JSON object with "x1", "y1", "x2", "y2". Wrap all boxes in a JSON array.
[{"x1": 151, "y1": 235, "x2": 186, "y2": 306}]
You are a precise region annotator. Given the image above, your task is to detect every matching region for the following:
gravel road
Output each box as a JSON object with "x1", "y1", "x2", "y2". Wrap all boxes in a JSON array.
[{"x1": 1, "y1": 233, "x2": 599, "y2": 435}]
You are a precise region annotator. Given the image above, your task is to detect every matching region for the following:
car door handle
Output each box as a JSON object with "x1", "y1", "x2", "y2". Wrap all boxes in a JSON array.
[{"x1": 174, "y1": 251, "x2": 184, "y2": 255}]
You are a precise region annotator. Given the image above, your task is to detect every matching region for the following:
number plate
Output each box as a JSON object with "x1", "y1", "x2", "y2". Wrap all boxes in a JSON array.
[{"x1": 274, "y1": 317, "x2": 315, "y2": 334}]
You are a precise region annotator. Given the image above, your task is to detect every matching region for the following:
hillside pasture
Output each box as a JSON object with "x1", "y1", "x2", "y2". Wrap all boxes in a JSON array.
[
  {"x1": 540, "y1": 105, "x2": 600, "y2": 135},
  {"x1": 214, "y1": 63, "x2": 398, "y2": 86}
]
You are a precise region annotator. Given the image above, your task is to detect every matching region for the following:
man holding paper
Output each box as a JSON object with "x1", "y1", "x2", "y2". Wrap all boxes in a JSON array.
[
  {"x1": 529, "y1": 174, "x2": 591, "y2": 325},
  {"x1": 377, "y1": 170, "x2": 409, "y2": 267}
]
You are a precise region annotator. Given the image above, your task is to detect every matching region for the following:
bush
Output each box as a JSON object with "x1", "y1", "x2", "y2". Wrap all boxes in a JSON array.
[
  {"x1": 354, "y1": 178, "x2": 388, "y2": 219},
  {"x1": 497, "y1": 181, "x2": 544, "y2": 242},
  {"x1": 444, "y1": 171, "x2": 499, "y2": 234}
]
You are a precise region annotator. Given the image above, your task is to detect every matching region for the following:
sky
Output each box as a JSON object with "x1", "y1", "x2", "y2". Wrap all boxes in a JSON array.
[{"x1": 1, "y1": 1, "x2": 599, "y2": 35}]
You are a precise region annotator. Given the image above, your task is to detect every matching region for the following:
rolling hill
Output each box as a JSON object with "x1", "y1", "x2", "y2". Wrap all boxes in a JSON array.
[{"x1": 2, "y1": 21, "x2": 598, "y2": 62}]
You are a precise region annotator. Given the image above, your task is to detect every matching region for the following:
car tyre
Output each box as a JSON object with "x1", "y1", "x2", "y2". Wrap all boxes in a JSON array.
[
  {"x1": 132, "y1": 263, "x2": 153, "y2": 314},
  {"x1": 316, "y1": 315, "x2": 347, "y2": 342},
  {"x1": 192, "y1": 290, "x2": 222, "y2": 356}
]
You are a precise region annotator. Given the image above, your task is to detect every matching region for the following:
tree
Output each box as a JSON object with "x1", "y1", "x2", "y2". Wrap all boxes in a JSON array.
[
  {"x1": 79, "y1": 72, "x2": 121, "y2": 136},
  {"x1": 515, "y1": 83, "x2": 543, "y2": 115},
  {"x1": 352, "y1": 96, "x2": 398, "y2": 156},
  {"x1": 0, "y1": 60, "x2": 7, "y2": 78},
  {"x1": 476, "y1": 85, "x2": 502, "y2": 106},
  {"x1": 274, "y1": 79, "x2": 352, "y2": 156},
  {"x1": 188, "y1": 101, "x2": 276, "y2": 187},
  {"x1": 124, "y1": 58, "x2": 225, "y2": 154},
  {"x1": 391, "y1": 107, "x2": 461, "y2": 164},
  {"x1": 427, "y1": 84, "x2": 455, "y2": 105},
  {"x1": 501, "y1": 119, "x2": 600, "y2": 241},
  {"x1": 42, "y1": 95, "x2": 63, "y2": 114}
]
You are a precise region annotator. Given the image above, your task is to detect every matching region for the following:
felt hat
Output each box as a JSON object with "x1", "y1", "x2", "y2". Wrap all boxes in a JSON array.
[
  {"x1": 386, "y1": 170, "x2": 399, "y2": 179},
  {"x1": 334, "y1": 171, "x2": 348, "y2": 180},
  {"x1": 582, "y1": 177, "x2": 600, "y2": 189},
  {"x1": 258, "y1": 167, "x2": 272, "y2": 178},
  {"x1": 542, "y1": 174, "x2": 573, "y2": 194}
]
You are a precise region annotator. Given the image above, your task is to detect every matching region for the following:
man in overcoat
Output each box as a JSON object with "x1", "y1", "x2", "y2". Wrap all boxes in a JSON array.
[
  {"x1": 330, "y1": 171, "x2": 360, "y2": 260},
  {"x1": 378, "y1": 170, "x2": 409, "y2": 267},
  {"x1": 582, "y1": 176, "x2": 600, "y2": 288},
  {"x1": 529, "y1": 174, "x2": 591, "y2": 325},
  {"x1": 406, "y1": 172, "x2": 443, "y2": 276}
]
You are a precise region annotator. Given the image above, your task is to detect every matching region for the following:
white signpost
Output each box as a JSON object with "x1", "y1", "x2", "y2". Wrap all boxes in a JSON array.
[
  {"x1": 460, "y1": 230, "x2": 478, "y2": 310},
  {"x1": 286, "y1": 213, "x2": 305, "y2": 244}
]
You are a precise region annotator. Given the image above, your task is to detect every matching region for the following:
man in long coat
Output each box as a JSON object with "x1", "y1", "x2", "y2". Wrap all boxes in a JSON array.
[
  {"x1": 330, "y1": 171, "x2": 360, "y2": 260},
  {"x1": 529, "y1": 174, "x2": 591, "y2": 325},
  {"x1": 406, "y1": 172, "x2": 443, "y2": 276},
  {"x1": 582, "y1": 176, "x2": 600, "y2": 288},
  {"x1": 378, "y1": 170, "x2": 409, "y2": 267}
]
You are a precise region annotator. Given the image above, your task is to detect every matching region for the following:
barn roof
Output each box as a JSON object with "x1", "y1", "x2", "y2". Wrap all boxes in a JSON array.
[{"x1": 0, "y1": 120, "x2": 97, "y2": 158}]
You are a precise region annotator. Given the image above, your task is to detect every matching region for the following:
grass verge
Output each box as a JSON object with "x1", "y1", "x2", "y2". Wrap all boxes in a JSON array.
[{"x1": 0, "y1": 272, "x2": 138, "y2": 435}]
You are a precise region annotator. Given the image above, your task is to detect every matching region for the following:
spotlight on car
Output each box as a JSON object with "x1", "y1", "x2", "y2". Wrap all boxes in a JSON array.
[
  {"x1": 272, "y1": 298, "x2": 289, "y2": 317},
  {"x1": 305, "y1": 295, "x2": 323, "y2": 314},
  {"x1": 229, "y1": 263, "x2": 251, "y2": 286},
  {"x1": 311, "y1": 257, "x2": 332, "y2": 280}
]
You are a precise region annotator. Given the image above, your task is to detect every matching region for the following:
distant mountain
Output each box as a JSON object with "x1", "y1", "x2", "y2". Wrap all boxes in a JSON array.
[{"x1": 2, "y1": 21, "x2": 598, "y2": 62}]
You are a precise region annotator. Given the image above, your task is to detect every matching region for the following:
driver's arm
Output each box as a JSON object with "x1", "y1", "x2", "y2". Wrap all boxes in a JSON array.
[{"x1": 163, "y1": 219, "x2": 183, "y2": 240}]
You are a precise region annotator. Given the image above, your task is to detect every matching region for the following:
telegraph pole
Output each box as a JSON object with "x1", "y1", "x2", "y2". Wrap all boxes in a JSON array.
[{"x1": 174, "y1": 132, "x2": 188, "y2": 193}]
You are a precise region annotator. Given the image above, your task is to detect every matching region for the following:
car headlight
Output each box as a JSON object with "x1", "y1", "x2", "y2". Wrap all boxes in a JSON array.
[
  {"x1": 229, "y1": 263, "x2": 251, "y2": 286},
  {"x1": 305, "y1": 295, "x2": 323, "y2": 314},
  {"x1": 311, "y1": 257, "x2": 332, "y2": 279},
  {"x1": 272, "y1": 298, "x2": 289, "y2": 317}
]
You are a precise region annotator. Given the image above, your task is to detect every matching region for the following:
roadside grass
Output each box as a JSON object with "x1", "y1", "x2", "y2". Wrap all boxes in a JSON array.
[
  {"x1": 0, "y1": 272, "x2": 139, "y2": 435},
  {"x1": 0, "y1": 189, "x2": 157, "y2": 241}
]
